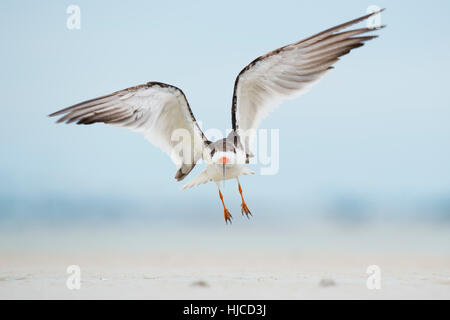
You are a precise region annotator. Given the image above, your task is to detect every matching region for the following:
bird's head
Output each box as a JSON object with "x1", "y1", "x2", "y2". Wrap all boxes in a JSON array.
[
  {"x1": 206, "y1": 139, "x2": 246, "y2": 167},
  {"x1": 209, "y1": 148, "x2": 236, "y2": 167}
]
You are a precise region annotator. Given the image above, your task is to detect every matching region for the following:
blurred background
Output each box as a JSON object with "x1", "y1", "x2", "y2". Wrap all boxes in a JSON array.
[{"x1": 0, "y1": 1, "x2": 449, "y2": 292}]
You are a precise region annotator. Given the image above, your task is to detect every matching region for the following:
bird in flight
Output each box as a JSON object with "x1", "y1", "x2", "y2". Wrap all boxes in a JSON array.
[{"x1": 49, "y1": 10, "x2": 384, "y2": 224}]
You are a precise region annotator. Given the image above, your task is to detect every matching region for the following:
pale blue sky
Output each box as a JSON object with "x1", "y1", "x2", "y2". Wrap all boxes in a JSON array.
[{"x1": 1, "y1": 1, "x2": 450, "y2": 220}]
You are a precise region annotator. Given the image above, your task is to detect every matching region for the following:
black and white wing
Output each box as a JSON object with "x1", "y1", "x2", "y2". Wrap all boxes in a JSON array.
[
  {"x1": 231, "y1": 10, "x2": 384, "y2": 155},
  {"x1": 49, "y1": 82, "x2": 209, "y2": 181}
]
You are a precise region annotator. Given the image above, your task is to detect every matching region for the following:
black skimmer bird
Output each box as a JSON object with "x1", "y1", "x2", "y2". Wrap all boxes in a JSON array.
[{"x1": 50, "y1": 10, "x2": 384, "y2": 223}]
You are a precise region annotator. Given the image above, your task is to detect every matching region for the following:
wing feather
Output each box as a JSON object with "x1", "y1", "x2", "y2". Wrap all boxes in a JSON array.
[
  {"x1": 231, "y1": 10, "x2": 385, "y2": 155},
  {"x1": 49, "y1": 82, "x2": 208, "y2": 181}
]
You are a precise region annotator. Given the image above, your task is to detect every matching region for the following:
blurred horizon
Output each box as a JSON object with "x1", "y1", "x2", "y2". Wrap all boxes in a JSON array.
[{"x1": 1, "y1": 190, "x2": 450, "y2": 226}]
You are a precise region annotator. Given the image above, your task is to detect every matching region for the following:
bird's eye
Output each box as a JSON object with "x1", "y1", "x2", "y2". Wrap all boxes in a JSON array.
[{"x1": 210, "y1": 149, "x2": 216, "y2": 157}]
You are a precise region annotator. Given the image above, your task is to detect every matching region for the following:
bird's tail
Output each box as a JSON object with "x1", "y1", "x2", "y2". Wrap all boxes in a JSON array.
[
  {"x1": 239, "y1": 167, "x2": 255, "y2": 176},
  {"x1": 182, "y1": 170, "x2": 211, "y2": 189}
]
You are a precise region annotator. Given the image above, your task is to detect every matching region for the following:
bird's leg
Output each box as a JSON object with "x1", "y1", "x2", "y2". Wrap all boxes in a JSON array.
[
  {"x1": 218, "y1": 188, "x2": 232, "y2": 224},
  {"x1": 237, "y1": 178, "x2": 252, "y2": 218}
]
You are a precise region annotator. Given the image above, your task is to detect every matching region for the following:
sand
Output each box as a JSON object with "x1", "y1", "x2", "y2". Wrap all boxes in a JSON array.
[{"x1": 0, "y1": 221, "x2": 449, "y2": 299}]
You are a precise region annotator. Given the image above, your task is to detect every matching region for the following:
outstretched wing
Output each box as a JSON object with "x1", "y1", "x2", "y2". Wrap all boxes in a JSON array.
[
  {"x1": 49, "y1": 81, "x2": 209, "y2": 181},
  {"x1": 231, "y1": 10, "x2": 384, "y2": 154}
]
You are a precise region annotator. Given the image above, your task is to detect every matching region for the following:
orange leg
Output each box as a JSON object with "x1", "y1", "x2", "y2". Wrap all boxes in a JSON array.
[
  {"x1": 237, "y1": 180, "x2": 252, "y2": 218},
  {"x1": 218, "y1": 189, "x2": 232, "y2": 224}
]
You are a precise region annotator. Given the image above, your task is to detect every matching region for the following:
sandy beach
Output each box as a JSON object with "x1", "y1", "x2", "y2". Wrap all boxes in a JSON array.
[{"x1": 1, "y1": 221, "x2": 449, "y2": 299}]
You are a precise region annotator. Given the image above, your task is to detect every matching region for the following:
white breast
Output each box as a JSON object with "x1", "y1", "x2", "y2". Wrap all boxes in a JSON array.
[{"x1": 206, "y1": 163, "x2": 245, "y2": 182}]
